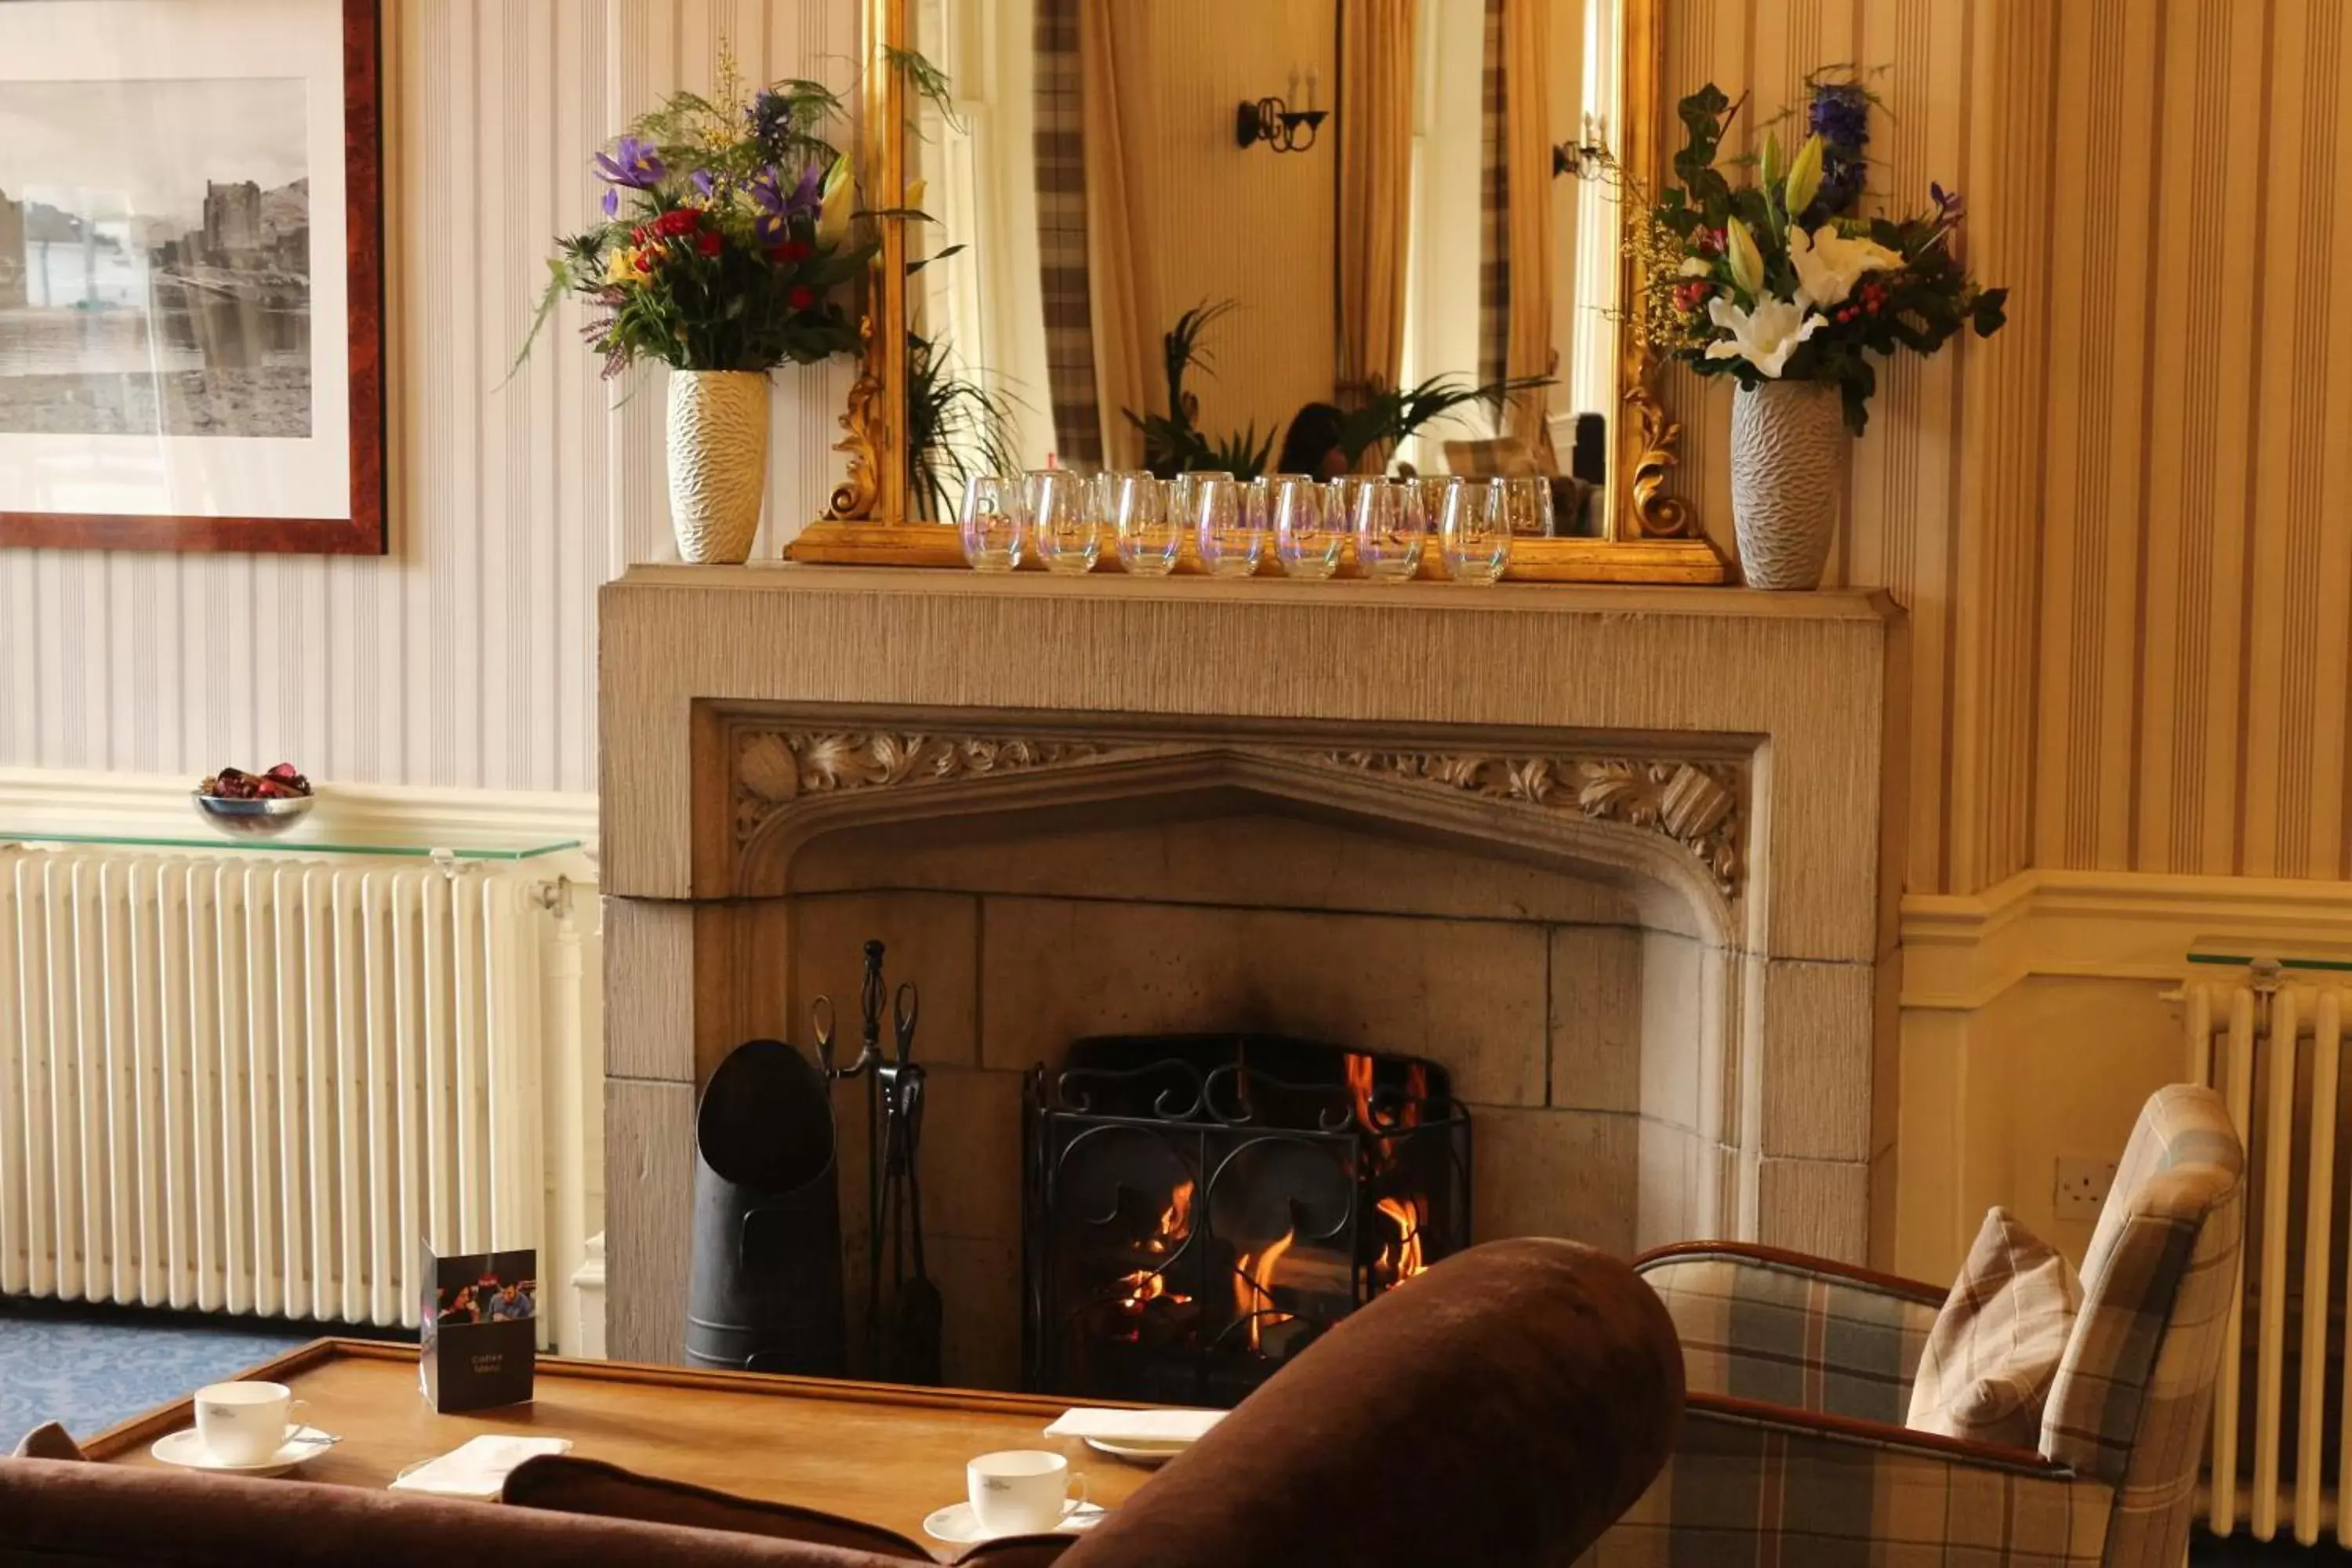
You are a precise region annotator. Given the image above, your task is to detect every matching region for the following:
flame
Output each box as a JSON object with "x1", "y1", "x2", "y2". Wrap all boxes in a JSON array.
[
  {"x1": 1116, "y1": 1180, "x2": 1195, "y2": 1323},
  {"x1": 1374, "y1": 1195, "x2": 1427, "y2": 1286},
  {"x1": 1144, "y1": 1180, "x2": 1192, "y2": 1257},
  {"x1": 1346, "y1": 1055, "x2": 1377, "y2": 1132},
  {"x1": 1234, "y1": 1225, "x2": 1299, "y2": 1353}
]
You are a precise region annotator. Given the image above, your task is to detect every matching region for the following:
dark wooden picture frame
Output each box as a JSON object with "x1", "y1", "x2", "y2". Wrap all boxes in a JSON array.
[{"x1": 0, "y1": 0, "x2": 385, "y2": 554}]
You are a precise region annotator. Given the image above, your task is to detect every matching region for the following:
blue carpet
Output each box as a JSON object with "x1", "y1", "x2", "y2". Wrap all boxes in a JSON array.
[{"x1": 0, "y1": 1301, "x2": 319, "y2": 1450}]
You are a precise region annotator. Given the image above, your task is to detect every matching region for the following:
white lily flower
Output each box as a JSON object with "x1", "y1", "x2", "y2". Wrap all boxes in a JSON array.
[
  {"x1": 1678, "y1": 256, "x2": 1713, "y2": 278},
  {"x1": 1706, "y1": 293, "x2": 1826, "y2": 378},
  {"x1": 1787, "y1": 224, "x2": 1903, "y2": 307}
]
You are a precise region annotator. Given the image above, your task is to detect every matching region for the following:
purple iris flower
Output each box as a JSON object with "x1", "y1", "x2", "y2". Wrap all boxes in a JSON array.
[
  {"x1": 601, "y1": 187, "x2": 619, "y2": 218},
  {"x1": 746, "y1": 164, "x2": 819, "y2": 246},
  {"x1": 592, "y1": 136, "x2": 666, "y2": 190},
  {"x1": 691, "y1": 169, "x2": 718, "y2": 201},
  {"x1": 787, "y1": 160, "x2": 825, "y2": 216},
  {"x1": 1930, "y1": 182, "x2": 1966, "y2": 222}
]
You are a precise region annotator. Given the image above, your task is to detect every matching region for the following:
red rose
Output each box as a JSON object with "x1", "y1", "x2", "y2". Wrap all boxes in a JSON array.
[
  {"x1": 779, "y1": 239, "x2": 813, "y2": 264},
  {"x1": 787, "y1": 285, "x2": 818, "y2": 311},
  {"x1": 653, "y1": 208, "x2": 699, "y2": 238},
  {"x1": 697, "y1": 230, "x2": 722, "y2": 258},
  {"x1": 630, "y1": 226, "x2": 648, "y2": 245}
]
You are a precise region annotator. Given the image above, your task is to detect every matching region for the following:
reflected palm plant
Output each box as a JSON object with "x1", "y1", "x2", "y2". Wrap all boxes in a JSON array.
[
  {"x1": 1123, "y1": 300, "x2": 1276, "y2": 481},
  {"x1": 1125, "y1": 300, "x2": 1546, "y2": 479},
  {"x1": 907, "y1": 328, "x2": 1022, "y2": 524},
  {"x1": 1331, "y1": 372, "x2": 1554, "y2": 473}
]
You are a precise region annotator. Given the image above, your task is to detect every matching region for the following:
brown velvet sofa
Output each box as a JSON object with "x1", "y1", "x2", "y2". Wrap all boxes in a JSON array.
[{"x1": 0, "y1": 1239, "x2": 1683, "y2": 1568}]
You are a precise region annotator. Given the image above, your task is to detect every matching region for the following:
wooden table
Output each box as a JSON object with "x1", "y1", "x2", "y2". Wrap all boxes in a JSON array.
[{"x1": 83, "y1": 1340, "x2": 1156, "y2": 1560}]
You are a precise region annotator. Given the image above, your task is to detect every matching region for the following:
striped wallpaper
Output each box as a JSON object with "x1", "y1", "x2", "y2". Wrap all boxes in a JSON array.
[
  {"x1": 5, "y1": 0, "x2": 2347, "y2": 897},
  {"x1": 1664, "y1": 0, "x2": 2352, "y2": 893}
]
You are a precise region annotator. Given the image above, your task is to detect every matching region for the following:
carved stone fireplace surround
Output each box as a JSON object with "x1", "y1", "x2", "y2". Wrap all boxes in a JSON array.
[{"x1": 599, "y1": 567, "x2": 1905, "y2": 1367}]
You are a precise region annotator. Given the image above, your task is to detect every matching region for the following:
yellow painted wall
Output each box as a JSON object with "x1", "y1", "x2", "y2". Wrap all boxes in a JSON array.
[{"x1": 1109, "y1": 0, "x2": 1339, "y2": 453}]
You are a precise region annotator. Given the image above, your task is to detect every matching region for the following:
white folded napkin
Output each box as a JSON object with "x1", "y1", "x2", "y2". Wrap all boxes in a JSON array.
[
  {"x1": 1043, "y1": 1407, "x2": 1224, "y2": 1444},
  {"x1": 388, "y1": 1435, "x2": 574, "y2": 1501}
]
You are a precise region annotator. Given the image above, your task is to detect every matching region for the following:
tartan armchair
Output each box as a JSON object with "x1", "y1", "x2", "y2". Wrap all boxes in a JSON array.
[{"x1": 1587, "y1": 1085, "x2": 2244, "y2": 1567}]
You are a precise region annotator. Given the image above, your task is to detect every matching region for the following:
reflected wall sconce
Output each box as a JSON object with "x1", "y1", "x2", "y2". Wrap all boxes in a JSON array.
[
  {"x1": 1236, "y1": 82, "x2": 1328, "y2": 154},
  {"x1": 1553, "y1": 113, "x2": 1610, "y2": 178}
]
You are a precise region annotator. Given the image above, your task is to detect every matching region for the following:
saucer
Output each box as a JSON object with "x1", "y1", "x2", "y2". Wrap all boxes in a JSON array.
[
  {"x1": 1083, "y1": 1435, "x2": 1189, "y2": 1466},
  {"x1": 921, "y1": 1499, "x2": 1105, "y2": 1544},
  {"x1": 150, "y1": 1425, "x2": 339, "y2": 1477}
]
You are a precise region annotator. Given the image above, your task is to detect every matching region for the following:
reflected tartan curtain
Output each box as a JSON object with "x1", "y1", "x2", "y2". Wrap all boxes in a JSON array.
[
  {"x1": 1033, "y1": 0, "x2": 1104, "y2": 466},
  {"x1": 1477, "y1": 0, "x2": 1509, "y2": 402}
]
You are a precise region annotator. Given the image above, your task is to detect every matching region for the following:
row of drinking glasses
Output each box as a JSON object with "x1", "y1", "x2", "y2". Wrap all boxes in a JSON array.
[{"x1": 960, "y1": 471, "x2": 1555, "y2": 584}]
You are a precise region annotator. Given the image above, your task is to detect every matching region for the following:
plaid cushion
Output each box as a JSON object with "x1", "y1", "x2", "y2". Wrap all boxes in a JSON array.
[
  {"x1": 1638, "y1": 1250, "x2": 1939, "y2": 1425},
  {"x1": 2041, "y1": 1084, "x2": 2242, "y2": 1564},
  {"x1": 1583, "y1": 1403, "x2": 2113, "y2": 1566},
  {"x1": 1909, "y1": 1208, "x2": 2082, "y2": 1446}
]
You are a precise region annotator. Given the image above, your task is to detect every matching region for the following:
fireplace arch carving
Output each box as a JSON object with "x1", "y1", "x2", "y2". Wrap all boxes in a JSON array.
[{"x1": 728, "y1": 720, "x2": 1749, "y2": 937}]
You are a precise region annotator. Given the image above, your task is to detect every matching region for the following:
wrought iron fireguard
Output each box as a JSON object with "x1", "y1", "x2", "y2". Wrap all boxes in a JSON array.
[{"x1": 1024, "y1": 1034, "x2": 1472, "y2": 1406}]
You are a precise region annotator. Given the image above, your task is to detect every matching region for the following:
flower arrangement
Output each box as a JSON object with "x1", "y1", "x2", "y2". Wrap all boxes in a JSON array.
[
  {"x1": 1628, "y1": 73, "x2": 2007, "y2": 432},
  {"x1": 523, "y1": 57, "x2": 873, "y2": 376}
]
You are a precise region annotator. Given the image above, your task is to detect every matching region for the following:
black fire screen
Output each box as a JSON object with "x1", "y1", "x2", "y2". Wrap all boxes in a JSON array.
[{"x1": 1023, "y1": 1034, "x2": 1472, "y2": 1406}]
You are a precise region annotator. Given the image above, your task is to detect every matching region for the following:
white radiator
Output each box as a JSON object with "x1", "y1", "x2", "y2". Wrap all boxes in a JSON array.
[
  {"x1": 0, "y1": 844, "x2": 591, "y2": 1348},
  {"x1": 2185, "y1": 964, "x2": 2352, "y2": 1545}
]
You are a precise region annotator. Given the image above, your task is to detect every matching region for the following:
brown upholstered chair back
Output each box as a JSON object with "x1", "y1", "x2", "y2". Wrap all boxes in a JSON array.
[{"x1": 1062, "y1": 1237, "x2": 1685, "y2": 1568}]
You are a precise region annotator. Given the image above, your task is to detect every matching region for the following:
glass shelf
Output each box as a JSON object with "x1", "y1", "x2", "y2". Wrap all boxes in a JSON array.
[
  {"x1": 0, "y1": 828, "x2": 583, "y2": 862},
  {"x1": 2187, "y1": 943, "x2": 2352, "y2": 975}
]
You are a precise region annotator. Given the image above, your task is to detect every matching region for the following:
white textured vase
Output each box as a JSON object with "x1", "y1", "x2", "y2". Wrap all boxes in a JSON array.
[
  {"x1": 1730, "y1": 380, "x2": 1848, "y2": 591},
  {"x1": 666, "y1": 370, "x2": 770, "y2": 564}
]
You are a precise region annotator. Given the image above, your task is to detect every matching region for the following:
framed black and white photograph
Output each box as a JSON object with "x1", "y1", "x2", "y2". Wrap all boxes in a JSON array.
[{"x1": 0, "y1": 0, "x2": 383, "y2": 553}]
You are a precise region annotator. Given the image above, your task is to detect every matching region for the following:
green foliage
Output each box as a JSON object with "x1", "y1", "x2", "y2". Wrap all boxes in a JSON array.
[{"x1": 885, "y1": 45, "x2": 964, "y2": 135}]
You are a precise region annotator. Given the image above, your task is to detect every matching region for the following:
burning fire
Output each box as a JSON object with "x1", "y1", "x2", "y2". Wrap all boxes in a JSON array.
[
  {"x1": 1233, "y1": 1225, "x2": 1299, "y2": 1352},
  {"x1": 1374, "y1": 1195, "x2": 1428, "y2": 1286},
  {"x1": 1116, "y1": 1181, "x2": 1195, "y2": 1321}
]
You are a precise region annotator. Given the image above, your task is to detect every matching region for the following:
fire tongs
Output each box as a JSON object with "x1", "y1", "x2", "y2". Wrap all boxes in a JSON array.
[{"x1": 811, "y1": 939, "x2": 942, "y2": 1385}]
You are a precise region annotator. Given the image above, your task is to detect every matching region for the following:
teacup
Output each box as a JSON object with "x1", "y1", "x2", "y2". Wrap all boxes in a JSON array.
[
  {"x1": 194, "y1": 1380, "x2": 304, "y2": 1465},
  {"x1": 967, "y1": 1449, "x2": 1087, "y2": 1535}
]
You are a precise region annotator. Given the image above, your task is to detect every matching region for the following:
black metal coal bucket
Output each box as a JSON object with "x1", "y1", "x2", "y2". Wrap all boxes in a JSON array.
[{"x1": 686, "y1": 1039, "x2": 847, "y2": 1375}]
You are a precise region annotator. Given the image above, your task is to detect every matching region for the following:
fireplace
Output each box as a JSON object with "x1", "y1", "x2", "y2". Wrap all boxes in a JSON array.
[
  {"x1": 598, "y1": 568, "x2": 1904, "y2": 1373},
  {"x1": 1024, "y1": 1035, "x2": 1471, "y2": 1406}
]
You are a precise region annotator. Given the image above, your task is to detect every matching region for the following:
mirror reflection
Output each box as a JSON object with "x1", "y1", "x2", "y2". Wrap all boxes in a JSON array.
[{"x1": 905, "y1": 0, "x2": 1622, "y2": 539}]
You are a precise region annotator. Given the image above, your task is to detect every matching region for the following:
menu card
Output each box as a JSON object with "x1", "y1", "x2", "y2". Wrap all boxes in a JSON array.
[{"x1": 419, "y1": 1244, "x2": 538, "y2": 1413}]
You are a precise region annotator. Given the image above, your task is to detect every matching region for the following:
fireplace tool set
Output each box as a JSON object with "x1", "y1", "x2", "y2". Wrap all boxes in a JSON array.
[
  {"x1": 683, "y1": 938, "x2": 940, "y2": 1383},
  {"x1": 814, "y1": 939, "x2": 943, "y2": 1385}
]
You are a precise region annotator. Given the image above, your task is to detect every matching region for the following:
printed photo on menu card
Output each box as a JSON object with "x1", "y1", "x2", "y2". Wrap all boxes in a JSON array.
[{"x1": 420, "y1": 1243, "x2": 536, "y2": 1414}]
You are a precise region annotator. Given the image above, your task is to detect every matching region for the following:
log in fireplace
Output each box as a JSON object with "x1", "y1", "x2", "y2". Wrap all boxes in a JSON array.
[{"x1": 1023, "y1": 1035, "x2": 1472, "y2": 1406}]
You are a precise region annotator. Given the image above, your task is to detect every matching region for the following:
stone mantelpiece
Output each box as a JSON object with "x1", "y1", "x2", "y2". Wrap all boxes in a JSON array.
[{"x1": 600, "y1": 565, "x2": 1907, "y2": 1369}]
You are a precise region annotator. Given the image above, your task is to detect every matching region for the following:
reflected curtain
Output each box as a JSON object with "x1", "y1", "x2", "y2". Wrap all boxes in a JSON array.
[
  {"x1": 1479, "y1": 0, "x2": 1555, "y2": 462},
  {"x1": 1031, "y1": 0, "x2": 1102, "y2": 466},
  {"x1": 1078, "y1": 0, "x2": 1152, "y2": 471},
  {"x1": 1336, "y1": 0, "x2": 1417, "y2": 414}
]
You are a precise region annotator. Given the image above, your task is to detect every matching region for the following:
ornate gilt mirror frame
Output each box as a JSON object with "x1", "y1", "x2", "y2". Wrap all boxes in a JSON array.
[{"x1": 789, "y1": 0, "x2": 1723, "y2": 584}]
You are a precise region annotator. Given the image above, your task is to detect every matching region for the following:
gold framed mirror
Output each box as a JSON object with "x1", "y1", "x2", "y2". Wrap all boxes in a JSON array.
[{"x1": 789, "y1": 0, "x2": 1724, "y2": 584}]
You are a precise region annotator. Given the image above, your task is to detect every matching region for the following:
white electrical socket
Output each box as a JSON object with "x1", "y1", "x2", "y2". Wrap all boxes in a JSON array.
[{"x1": 2055, "y1": 1157, "x2": 2118, "y2": 1221}]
